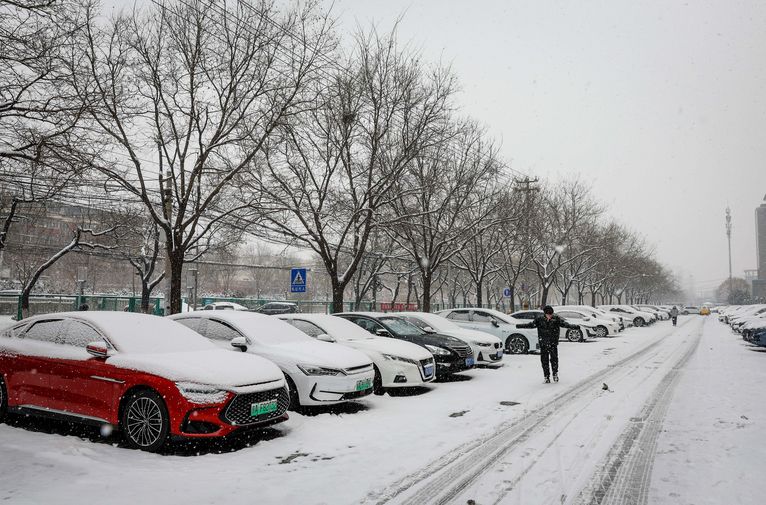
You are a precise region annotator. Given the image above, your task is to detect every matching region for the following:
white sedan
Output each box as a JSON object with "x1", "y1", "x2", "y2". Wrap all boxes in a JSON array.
[
  {"x1": 435, "y1": 308, "x2": 540, "y2": 354},
  {"x1": 553, "y1": 307, "x2": 621, "y2": 337},
  {"x1": 278, "y1": 314, "x2": 435, "y2": 394},
  {"x1": 395, "y1": 312, "x2": 504, "y2": 366},
  {"x1": 169, "y1": 312, "x2": 375, "y2": 408}
]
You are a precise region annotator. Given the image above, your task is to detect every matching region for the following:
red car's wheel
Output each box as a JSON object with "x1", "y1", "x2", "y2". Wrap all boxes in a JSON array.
[
  {"x1": 0, "y1": 376, "x2": 7, "y2": 423},
  {"x1": 121, "y1": 389, "x2": 170, "y2": 452}
]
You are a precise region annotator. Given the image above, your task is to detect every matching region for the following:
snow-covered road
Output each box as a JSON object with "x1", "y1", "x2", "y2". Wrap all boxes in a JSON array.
[{"x1": 1, "y1": 316, "x2": 763, "y2": 505}]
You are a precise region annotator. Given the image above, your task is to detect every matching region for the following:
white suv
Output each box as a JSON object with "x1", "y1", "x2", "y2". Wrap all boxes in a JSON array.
[{"x1": 435, "y1": 308, "x2": 540, "y2": 354}]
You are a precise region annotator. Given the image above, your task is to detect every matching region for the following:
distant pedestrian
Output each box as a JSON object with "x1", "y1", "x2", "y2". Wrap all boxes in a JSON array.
[
  {"x1": 669, "y1": 306, "x2": 679, "y2": 326},
  {"x1": 78, "y1": 303, "x2": 89, "y2": 311},
  {"x1": 517, "y1": 305, "x2": 579, "y2": 383}
]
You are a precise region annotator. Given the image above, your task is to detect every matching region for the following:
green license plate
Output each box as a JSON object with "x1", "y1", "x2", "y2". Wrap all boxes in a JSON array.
[
  {"x1": 250, "y1": 399, "x2": 278, "y2": 416},
  {"x1": 355, "y1": 378, "x2": 372, "y2": 391}
]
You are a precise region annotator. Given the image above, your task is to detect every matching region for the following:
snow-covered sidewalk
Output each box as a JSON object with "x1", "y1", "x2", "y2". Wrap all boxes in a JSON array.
[
  {"x1": 649, "y1": 317, "x2": 766, "y2": 505},
  {"x1": 0, "y1": 316, "x2": 742, "y2": 505}
]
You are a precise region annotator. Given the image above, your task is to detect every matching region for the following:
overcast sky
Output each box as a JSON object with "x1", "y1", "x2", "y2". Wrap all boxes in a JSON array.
[
  {"x1": 325, "y1": 0, "x2": 766, "y2": 295},
  {"x1": 108, "y1": 0, "x2": 766, "y2": 295}
]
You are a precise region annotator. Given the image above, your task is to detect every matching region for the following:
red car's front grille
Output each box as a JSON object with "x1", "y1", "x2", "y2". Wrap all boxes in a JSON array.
[{"x1": 222, "y1": 387, "x2": 290, "y2": 426}]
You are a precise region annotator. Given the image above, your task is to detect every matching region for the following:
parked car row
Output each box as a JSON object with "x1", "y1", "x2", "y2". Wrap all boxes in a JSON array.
[
  {"x1": 718, "y1": 304, "x2": 766, "y2": 346},
  {"x1": 0, "y1": 303, "x2": 672, "y2": 453},
  {"x1": 0, "y1": 309, "x2": 506, "y2": 452}
]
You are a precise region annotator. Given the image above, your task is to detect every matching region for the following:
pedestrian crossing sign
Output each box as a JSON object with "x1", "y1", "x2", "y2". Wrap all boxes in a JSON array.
[{"x1": 291, "y1": 268, "x2": 307, "y2": 293}]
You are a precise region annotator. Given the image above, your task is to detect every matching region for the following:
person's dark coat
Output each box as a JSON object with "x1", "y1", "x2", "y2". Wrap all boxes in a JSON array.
[{"x1": 518, "y1": 314, "x2": 578, "y2": 346}]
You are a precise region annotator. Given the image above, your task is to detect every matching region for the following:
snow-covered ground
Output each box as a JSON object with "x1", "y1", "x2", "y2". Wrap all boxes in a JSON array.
[{"x1": 0, "y1": 315, "x2": 763, "y2": 504}]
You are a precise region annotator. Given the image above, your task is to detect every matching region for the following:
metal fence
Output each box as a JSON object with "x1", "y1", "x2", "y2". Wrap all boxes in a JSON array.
[{"x1": 0, "y1": 293, "x2": 511, "y2": 321}]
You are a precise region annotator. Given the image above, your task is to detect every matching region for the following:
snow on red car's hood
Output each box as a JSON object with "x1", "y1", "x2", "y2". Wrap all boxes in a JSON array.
[{"x1": 108, "y1": 348, "x2": 285, "y2": 390}]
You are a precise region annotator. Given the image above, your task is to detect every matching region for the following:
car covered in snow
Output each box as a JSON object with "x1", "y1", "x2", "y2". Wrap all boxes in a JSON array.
[
  {"x1": 510, "y1": 309, "x2": 590, "y2": 342},
  {"x1": 552, "y1": 307, "x2": 620, "y2": 337},
  {"x1": 199, "y1": 301, "x2": 250, "y2": 311},
  {"x1": 598, "y1": 305, "x2": 656, "y2": 327},
  {"x1": 335, "y1": 312, "x2": 475, "y2": 377},
  {"x1": 277, "y1": 313, "x2": 435, "y2": 393},
  {"x1": 435, "y1": 308, "x2": 541, "y2": 354},
  {"x1": 395, "y1": 311, "x2": 504, "y2": 366},
  {"x1": 0, "y1": 312, "x2": 289, "y2": 452},
  {"x1": 169, "y1": 311, "x2": 375, "y2": 408},
  {"x1": 556, "y1": 305, "x2": 624, "y2": 333},
  {"x1": 255, "y1": 302, "x2": 299, "y2": 315}
]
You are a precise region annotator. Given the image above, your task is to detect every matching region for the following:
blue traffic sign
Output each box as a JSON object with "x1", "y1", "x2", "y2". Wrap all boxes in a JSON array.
[
  {"x1": 290, "y1": 268, "x2": 307, "y2": 293},
  {"x1": 502, "y1": 287, "x2": 512, "y2": 298}
]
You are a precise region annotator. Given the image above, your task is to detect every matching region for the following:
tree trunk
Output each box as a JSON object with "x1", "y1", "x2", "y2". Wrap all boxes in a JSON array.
[
  {"x1": 475, "y1": 278, "x2": 483, "y2": 307},
  {"x1": 509, "y1": 285, "x2": 516, "y2": 313},
  {"x1": 421, "y1": 271, "x2": 432, "y2": 312},
  {"x1": 540, "y1": 284, "x2": 550, "y2": 307},
  {"x1": 166, "y1": 248, "x2": 184, "y2": 315},
  {"x1": 331, "y1": 283, "x2": 345, "y2": 313},
  {"x1": 140, "y1": 280, "x2": 152, "y2": 313}
]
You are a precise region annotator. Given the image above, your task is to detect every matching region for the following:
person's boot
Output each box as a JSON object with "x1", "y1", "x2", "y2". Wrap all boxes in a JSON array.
[
  {"x1": 553, "y1": 374, "x2": 559, "y2": 382},
  {"x1": 544, "y1": 376, "x2": 551, "y2": 383}
]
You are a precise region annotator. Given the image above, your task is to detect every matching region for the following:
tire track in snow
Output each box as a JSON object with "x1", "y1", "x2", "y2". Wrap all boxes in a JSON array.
[
  {"x1": 365, "y1": 318, "x2": 698, "y2": 505},
  {"x1": 574, "y1": 321, "x2": 703, "y2": 505}
]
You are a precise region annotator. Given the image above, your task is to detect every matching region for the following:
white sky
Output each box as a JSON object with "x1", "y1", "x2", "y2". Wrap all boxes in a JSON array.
[
  {"x1": 325, "y1": 0, "x2": 766, "y2": 294},
  {"x1": 108, "y1": 0, "x2": 766, "y2": 294}
]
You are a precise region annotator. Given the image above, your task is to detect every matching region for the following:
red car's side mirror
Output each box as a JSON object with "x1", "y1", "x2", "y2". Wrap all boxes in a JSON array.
[{"x1": 86, "y1": 341, "x2": 109, "y2": 359}]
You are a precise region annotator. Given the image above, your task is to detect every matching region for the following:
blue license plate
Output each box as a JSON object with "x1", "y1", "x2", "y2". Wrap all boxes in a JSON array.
[
  {"x1": 496, "y1": 350, "x2": 504, "y2": 359},
  {"x1": 423, "y1": 364, "x2": 434, "y2": 377},
  {"x1": 465, "y1": 357, "x2": 475, "y2": 367}
]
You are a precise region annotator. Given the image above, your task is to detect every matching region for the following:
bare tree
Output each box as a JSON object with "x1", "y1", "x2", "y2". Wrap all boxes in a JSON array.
[
  {"x1": 387, "y1": 124, "x2": 503, "y2": 312},
  {"x1": 526, "y1": 179, "x2": 602, "y2": 306},
  {"x1": 253, "y1": 27, "x2": 455, "y2": 312},
  {"x1": 71, "y1": 0, "x2": 335, "y2": 313}
]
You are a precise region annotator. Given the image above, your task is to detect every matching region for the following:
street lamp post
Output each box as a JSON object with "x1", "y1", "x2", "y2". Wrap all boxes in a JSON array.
[{"x1": 725, "y1": 207, "x2": 733, "y2": 301}]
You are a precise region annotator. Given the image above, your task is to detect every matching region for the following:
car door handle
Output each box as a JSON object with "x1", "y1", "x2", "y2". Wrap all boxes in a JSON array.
[{"x1": 90, "y1": 375, "x2": 125, "y2": 384}]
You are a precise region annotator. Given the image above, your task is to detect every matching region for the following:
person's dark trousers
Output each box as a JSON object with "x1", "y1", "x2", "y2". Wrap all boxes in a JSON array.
[
  {"x1": 540, "y1": 343, "x2": 559, "y2": 378},
  {"x1": 672, "y1": 317, "x2": 677, "y2": 326}
]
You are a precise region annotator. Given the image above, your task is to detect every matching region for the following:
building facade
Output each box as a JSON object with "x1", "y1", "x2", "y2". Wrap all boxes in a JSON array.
[{"x1": 754, "y1": 196, "x2": 766, "y2": 301}]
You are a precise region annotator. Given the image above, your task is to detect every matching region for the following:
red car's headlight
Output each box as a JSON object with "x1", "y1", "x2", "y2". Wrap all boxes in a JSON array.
[{"x1": 175, "y1": 382, "x2": 229, "y2": 404}]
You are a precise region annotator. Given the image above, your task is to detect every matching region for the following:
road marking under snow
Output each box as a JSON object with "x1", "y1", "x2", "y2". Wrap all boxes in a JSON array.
[{"x1": 369, "y1": 317, "x2": 703, "y2": 505}]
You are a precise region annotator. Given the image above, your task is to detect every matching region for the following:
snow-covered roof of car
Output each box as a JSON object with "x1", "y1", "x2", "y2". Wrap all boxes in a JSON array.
[{"x1": 20, "y1": 311, "x2": 215, "y2": 353}]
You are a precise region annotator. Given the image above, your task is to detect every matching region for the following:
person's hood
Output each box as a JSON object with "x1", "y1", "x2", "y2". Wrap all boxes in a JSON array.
[
  {"x1": 107, "y1": 349, "x2": 284, "y2": 391},
  {"x1": 256, "y1": 339, "x2": 372, "y2": 369},
  {"x1": 342, "y1": 336, "x2": 433, "y2": 360}
]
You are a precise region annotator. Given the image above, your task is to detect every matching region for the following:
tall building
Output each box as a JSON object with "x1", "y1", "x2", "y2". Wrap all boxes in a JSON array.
[
  {"x1": 754, "y1": 196, "x2": 766, "y2": 300},
  {"x1": 758, "y1": 195, "x2": 766, "y2": 279}
]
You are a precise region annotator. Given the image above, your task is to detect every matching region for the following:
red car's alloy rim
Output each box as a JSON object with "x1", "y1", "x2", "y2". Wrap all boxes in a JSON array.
[{"x1": 126, "y1": 397, "x2": 163, "y2": 447}]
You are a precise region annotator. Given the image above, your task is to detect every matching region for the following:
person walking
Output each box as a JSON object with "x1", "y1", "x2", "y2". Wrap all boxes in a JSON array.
[
  {"x1": 669, "y1": 306, "x2": 679, "y2": 326},
  {"x1": 518, "y1": 305, "x2": 580, "y2": 383}
]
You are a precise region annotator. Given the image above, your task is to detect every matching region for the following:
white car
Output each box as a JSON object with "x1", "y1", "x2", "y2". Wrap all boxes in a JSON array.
[
  {"x1": 198, "y1": 301, "x2": 250, "y2": 311},
  {"x1": 169, "y1": 311, "x2": 375, "y2": 408},
  {"x1": 557, "y1": 305, "x2": 624, "y2": 333},
  {"x1": 636, "y1": 305, "x2": 670, "y2": 320},
  {"x1": 510, "y1": 309, "x2": 589, "y2": 342},
  {"x1": 395, "y1": 312, "x2": 504, "y2": 366},
  {"x1": 553, "y1": 307, "x2": 620, "y2": 337},
  {"x1": 435, "y1": 308, "x2": 540, "y2": 354},
  {"x1": 598, "y1": 305, "x2": 655, "y2": 327},
  {"x1": 277, "y1": 313, "x2": 435, "y2": 394}
]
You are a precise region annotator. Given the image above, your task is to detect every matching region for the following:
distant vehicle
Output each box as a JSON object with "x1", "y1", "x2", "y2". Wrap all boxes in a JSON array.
[
  {"x1": 700, "y1": 306, "x2": 711, "y2": 316},
  {"x1": 395, "y1": 311, "x2": 504, "y2": 366},
  {"x1": 278, "y1": 313, "x2": 435, "y2": 394},
  {"x1": 255, "y1": 302, "x2": 299, "y2": 315},
  {"x1": 0, "y1": 312, "x2": 289, "y2": 452},
  {"x1": 556, "y1": 305, "x2": 624, "y2": 332},
  {"x1": 169, "y1": 311, "x2": 374, "y2": 408},
  {"x1": 682, "y1": 306, "x2": 700, "y2": 315},
  {"x1": 199, "y1": 301, "x2": 250, "y2": 311},
  {"x1": 435, "y1": 308, "x2": 540, "y2": 354},
  {"x1": 335, "y1": 312, "x2": 475, "y2": 377}
]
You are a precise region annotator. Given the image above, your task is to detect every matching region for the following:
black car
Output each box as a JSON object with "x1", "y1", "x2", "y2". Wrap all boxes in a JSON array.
[
  {"x1": 255, "y1": 302, "x2": 299, "y2": 315},
  {"x1": 335, "y1": 312, "x2": 475, "y2": 377}
]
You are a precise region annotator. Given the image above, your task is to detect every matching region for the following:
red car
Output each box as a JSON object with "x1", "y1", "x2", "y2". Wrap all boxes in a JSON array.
[{"x1": 0, "y1": 312, "x2": 289, "y2": 451}]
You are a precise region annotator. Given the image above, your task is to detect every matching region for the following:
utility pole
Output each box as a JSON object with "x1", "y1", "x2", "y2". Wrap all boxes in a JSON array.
[
  {"x1": 161, "y1": 166, "x2": 173, "y2": 315},
  {"x1": 513, "y1": 177, "x2": 539, "y2": 304},
  {"x1": 725, "y1": 206, "x2": 733, "y2": 301}
]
